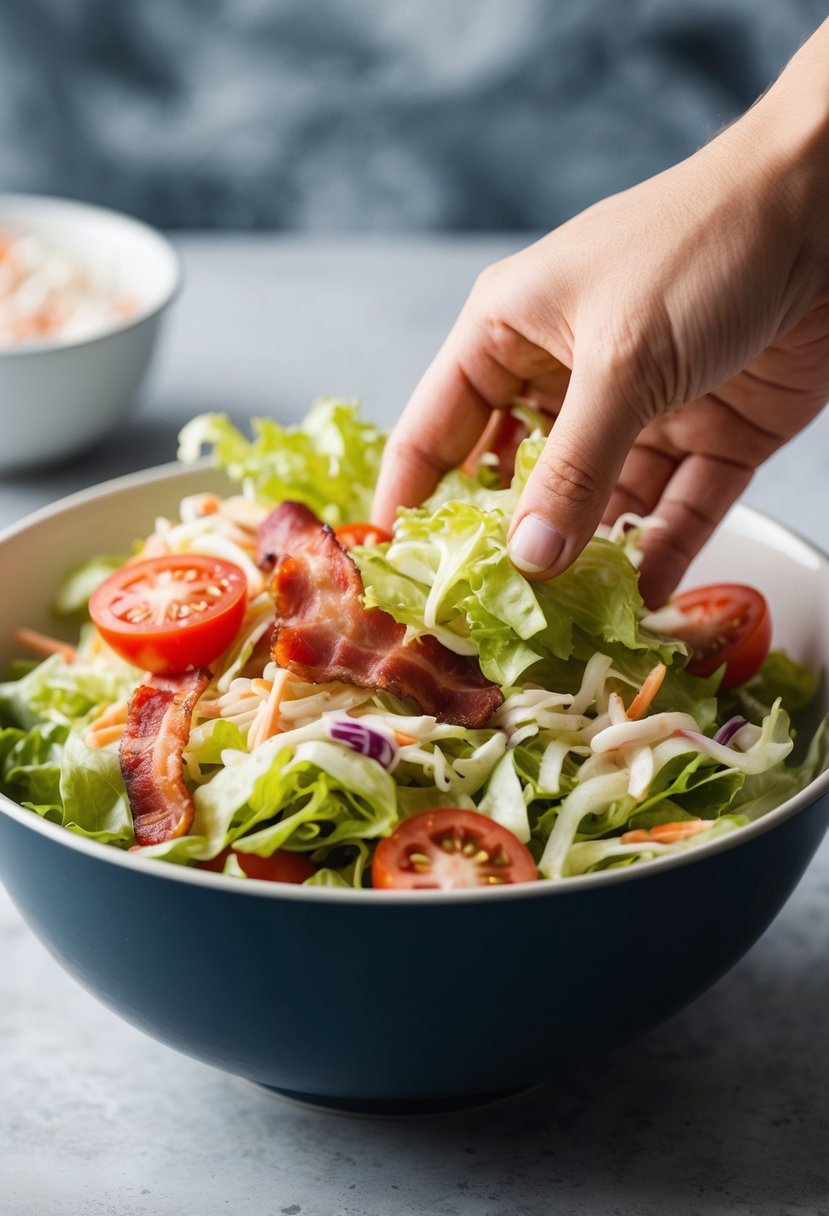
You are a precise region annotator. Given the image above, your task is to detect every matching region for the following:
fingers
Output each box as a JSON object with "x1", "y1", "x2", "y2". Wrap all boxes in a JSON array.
[
  {"x1": 637, "y1": 453, "x2": 753, "y2": 607},
  {"x1": 601, "y1": 442, "x2": 677, "y2": 526},
  {"x1": 372, "y1": 352, "x2": 495, "y2": 529},
  {"x1": 507, "y1": 359, "x2": 645, "y2": 579},
  {"x1": 372, "y1": 271, "x2": 561, "y2": 529}
]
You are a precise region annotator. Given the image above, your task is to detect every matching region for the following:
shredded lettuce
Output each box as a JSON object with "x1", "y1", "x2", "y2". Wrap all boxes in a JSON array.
[{"x1": 356, "y1": 432, "x2": 711, "y2": 755}]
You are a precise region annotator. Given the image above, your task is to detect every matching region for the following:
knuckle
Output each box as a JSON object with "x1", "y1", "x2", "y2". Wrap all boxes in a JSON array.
[
  {"x1": 590, "y1": 306, "x2": 679, "y2": 428},
  {"x1": 471, "y1": 256, "x2": 512, "y2": 298},
  {"x1": 385, "y1": 433, "x2": 449, "y2": 480},
  {"x1": 536, "y1": 444, "x2": 603, "y2": 507},
  {"x1": 468, "y1": 256, "x2": 525, "y2": 330}
]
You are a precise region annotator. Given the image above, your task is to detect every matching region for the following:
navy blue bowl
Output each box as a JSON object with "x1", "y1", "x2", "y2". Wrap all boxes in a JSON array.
[{"x1": 1, "y1": 467, "x2": 828, "y2": 1112}]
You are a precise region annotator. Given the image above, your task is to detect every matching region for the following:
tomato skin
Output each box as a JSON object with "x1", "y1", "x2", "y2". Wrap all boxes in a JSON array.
[
  {"x1": 199, "y1": 848, "x2": 316, "y2": 884},
  {"x1": 671, "y1": 584, "x2": 772, "y2": 691},
  {"x1": 372, "y1": 808, "x2": 538, "y2": 890},
  {"x1": 89, "y1": 554, "x2": 247, "y2": 675},
  {"x1": 334, "y1": 522, "x2": 393, "y2": 550}
]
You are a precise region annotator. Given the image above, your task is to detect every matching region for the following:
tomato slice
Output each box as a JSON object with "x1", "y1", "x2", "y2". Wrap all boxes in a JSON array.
[
  {"x1": 671, "y1": 584, "x2": 771, "y2": 691},
  {"x1": 334, "y1": 522, "x2": 393, "y2": 550},
  {"x1": 372, "y1": 808, "x2": 537, "y2": 890},
  {"x1": 89, "y1": 554, "x2": 247, "y2": 675},
  {"x1": 199, "y1": 848, "x2": 316, "y2": 883}
]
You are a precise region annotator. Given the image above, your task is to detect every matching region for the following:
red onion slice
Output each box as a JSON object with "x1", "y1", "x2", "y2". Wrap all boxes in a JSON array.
[
  {"x1": 713, "y1": 716, "x2": 748, "y2": 747},
  {"x1": 330, "y1": 718, "x2": 398, "y2": 769}
]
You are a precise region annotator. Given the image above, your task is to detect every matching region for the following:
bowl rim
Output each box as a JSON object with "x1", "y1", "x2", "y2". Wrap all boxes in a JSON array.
[
  {"x1": 0, "y1": 192, "x2": 182, "y2": 357},
  {"x1": 0, "y1": 459, "x2": 827, "y2": 906}
]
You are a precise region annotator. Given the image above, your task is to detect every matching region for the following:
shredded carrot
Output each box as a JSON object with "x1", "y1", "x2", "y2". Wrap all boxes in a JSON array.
[
  {"x1": 648, "y1": 820, "x2": 708, "y2": 843},
  {"x1": 621, "y1": 819, "x2": 708, "y2": 845},
  {"x1": 619, "y1": 829, "x2": 651, "y2": 844},
  {"x1": 13, "y1": 627, "x2": 76, "y2": 664},
  {"x1": 86, "y1": 723, "x2": 126, "y2": 750},
  {"x1": 394, "y1": 730, "x2": 419, "y2": 747},
  {"x1": 89, "y1": 700, "x2": 128, "y2": 730},
  {"x1": 247, "y1": 668, "x2": 291, "y2": 749},
  {"x1": 194, "y1": 493, "x2": 221, "y2": 516},
  {"x1": 626, "y1": 662, "x2": 667, "y2": 720},
  {"x1": 85, "y1": 700, "x2": 129, "y2": 750}
]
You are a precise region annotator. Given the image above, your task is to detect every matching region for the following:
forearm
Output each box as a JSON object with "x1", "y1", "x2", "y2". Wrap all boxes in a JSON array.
[{"x1": 733, "y1": 20, "x2": 829, "y2": 302}]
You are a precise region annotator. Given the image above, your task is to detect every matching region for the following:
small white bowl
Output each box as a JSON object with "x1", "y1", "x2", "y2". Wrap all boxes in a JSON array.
[{"x1": 0, "y1": 194, "x2": 180, "y2": 470}]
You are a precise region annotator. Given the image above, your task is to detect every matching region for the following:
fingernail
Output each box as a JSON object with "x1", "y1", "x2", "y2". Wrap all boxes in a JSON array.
[{"x1": 508, "y1": 514, "x2": 565, "y2": 574}]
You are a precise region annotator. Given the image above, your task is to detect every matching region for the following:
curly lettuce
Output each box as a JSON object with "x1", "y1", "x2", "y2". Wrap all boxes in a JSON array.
[{"x1": 177, "y1": 397, "x2": 385, "y2": 526}]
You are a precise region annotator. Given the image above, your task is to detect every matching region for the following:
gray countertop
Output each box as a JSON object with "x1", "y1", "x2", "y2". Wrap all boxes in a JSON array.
[{"x1": 1, "y1": 235, "x2": 828, "y2": 1216}]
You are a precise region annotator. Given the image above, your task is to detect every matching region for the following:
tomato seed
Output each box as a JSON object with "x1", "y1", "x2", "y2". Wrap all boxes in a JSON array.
[
  {"x1": 125, "y1": 606, "x2": 151, "y2": 624},
  {"x1": 408, "y1": 852, "x2": 432, "y2": 868}
]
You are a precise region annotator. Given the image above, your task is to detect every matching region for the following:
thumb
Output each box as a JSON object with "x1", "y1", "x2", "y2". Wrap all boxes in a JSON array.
[{"x1": 507, "y1": 361, "x2": 645, "y2": 580}]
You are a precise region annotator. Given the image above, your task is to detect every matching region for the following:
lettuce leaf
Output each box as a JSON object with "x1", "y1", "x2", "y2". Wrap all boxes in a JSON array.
[
  {"x1": 177, "y1": 398, "x2": 386, "y2": 526},
  {"x1": 0, "y1": 651, "x2": 137, "y2": 731},
  {"x1": 357, "y1": 433, "x2": 691, "y2": 700},
  {"x1": 0, "y1": 721, "x2": 66, "y2": 811},
  {"x1": 58, "y1": 732, "x2": 134, "y2": 844},
  {"x1": 0, "y1": 723, "x2": 133, "y2": 845},
  {"x1": 724, "y1": 649, "x2": 823, "y2": 724}
]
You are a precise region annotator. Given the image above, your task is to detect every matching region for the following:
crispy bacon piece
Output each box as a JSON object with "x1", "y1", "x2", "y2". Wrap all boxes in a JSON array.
[
  {"x1": 256, "y1": 502, "x2": 320, "y2": 572},
  {"x1": 258, "y1": 502, "x2": 503, "y2": 728},
  {"x1": 120, "y1": 668, "x2": 211, "y2": 846}
]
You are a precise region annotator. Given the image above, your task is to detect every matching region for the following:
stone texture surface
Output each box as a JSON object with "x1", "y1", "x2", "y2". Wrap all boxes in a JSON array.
[{"x1": 1, "y1": 235, "x2": 828, "y2": 1215}]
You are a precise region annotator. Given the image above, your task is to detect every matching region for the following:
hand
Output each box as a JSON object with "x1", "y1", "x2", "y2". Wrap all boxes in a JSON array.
[{"x1": 373, "y1": 22, "x2": 829, "y2": 607}]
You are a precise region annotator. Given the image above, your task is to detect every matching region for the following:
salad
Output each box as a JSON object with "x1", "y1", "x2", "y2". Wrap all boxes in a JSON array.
[{"x1": 1, "y1": 398, "x2": 826, "y2": 890}]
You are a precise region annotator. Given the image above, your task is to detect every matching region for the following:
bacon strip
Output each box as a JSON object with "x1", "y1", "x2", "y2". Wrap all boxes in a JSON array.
[
  {"x1": 120, "y1": 668, "x2": 211, "y2": 846},
  {"x1": 259, "y1": 502, "x2": 503, "y2": 728}
]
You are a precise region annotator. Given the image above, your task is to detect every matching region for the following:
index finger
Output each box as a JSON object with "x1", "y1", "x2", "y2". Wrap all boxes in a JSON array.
[{"x1": 372, "y1": 312, "x2": 551, "y2": 529}]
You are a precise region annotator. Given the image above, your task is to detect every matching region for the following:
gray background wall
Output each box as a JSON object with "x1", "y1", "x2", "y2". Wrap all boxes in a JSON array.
[{"x1": 0, "y1": 0, "x2": 826, "y2": 230}]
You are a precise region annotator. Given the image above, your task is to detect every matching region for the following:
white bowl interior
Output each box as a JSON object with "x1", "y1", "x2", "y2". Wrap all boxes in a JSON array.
[{"x1": 0, "y1": 194, "x2": 179, "y2": 325}]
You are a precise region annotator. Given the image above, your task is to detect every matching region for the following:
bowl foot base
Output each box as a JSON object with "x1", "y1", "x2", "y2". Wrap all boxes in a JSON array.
[{"x1": 243, "y1": 1080, "x2": 546, "y2": 1118}]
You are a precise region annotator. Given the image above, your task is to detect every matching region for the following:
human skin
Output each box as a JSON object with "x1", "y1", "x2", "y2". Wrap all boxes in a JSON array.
[{"x1": 372, "y1": 20, "x2": 829, "y2": 608}]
